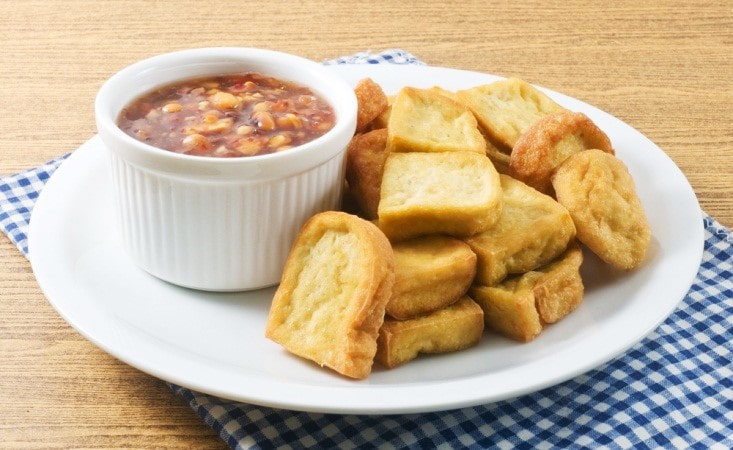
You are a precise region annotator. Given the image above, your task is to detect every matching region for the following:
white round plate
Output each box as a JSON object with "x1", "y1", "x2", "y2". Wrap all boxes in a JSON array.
[{"x1": 29, "y1": 65, "x2": 703, "y2": 414}]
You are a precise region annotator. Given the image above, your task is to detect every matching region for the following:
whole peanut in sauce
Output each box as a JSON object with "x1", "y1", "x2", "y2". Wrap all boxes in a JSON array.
[{"x1": 117, "y1": 73, "x2": 336, "y2": 157}]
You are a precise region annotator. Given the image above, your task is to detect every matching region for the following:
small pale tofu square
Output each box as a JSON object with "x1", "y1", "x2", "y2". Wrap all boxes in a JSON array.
[
  {"x1": 378, "y1": 152, "x2": 502, "y2": 241},
  {"x1": 470, "y1": 243, "x2": 584, "y2": 343},
  {"x1": 376, "y1": 296, "x2": 484, "y2": 369},
  {"x1": 387, "y1": 236, "x2": 477, "y2": 320},
  {"x1": 456, "y1": 78, "x2": 564, "y2": 151},
  {"x1": 464, "y1": 174, "x2": 576, "y2": 286},
  {"x1": 387, "y1": 87, "x2": 486, "y2": 154}
]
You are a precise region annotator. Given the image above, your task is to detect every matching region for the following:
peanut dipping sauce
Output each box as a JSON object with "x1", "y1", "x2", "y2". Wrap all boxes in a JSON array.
[{"x1": 117, "y1": 72, "x2": 336, "y2": 157}]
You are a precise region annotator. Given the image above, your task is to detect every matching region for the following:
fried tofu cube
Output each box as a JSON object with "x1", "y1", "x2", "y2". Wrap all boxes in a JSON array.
[
  {"x1": 387, "y1": 87, "x2": 486, "y2": 154},
  {"x1": 265, "y1": 211, "x2": 395, "y2": 380},
  {"x1": 470, "y1": 242, "x2": 584, "y2": 342},
  {"x1": 464, "y1": 174, "x2": 575, "y2": 286},
  {"x1": 510, "y1": 111, "x2": 615, "y2": 194},
  {"x1": 345, "y1": 128, "x2": 389, "y2": 219},
  {"x1": 552, "y1": 149, "x2": 651, "y2": 270},
  {"x1": 388, "y1": 236, "x2": 477, "y2": 320},
  {"x1": 354, "y1": 78, "x2": 389, "y2": 132},
  {"x1": 376, "y1": 296, "x2": 484, "y2": 368},
  {"x1": 367, "y1": 95, "x2": 394, "y2": 130},
  {"x1": 456, "y1": 78, "x2": 565, "y2": 151},
  {"x1": 378, "y1": 151, "x2": 502, "y2": 241}
]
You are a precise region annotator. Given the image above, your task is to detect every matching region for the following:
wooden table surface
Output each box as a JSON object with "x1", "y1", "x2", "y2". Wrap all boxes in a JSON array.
[{"x1": 1, "y1": 1, "x2": 730, "y2": 447}]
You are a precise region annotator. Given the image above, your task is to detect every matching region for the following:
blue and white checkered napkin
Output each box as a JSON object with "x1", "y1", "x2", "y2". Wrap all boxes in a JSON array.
[{"x1": 2, "y1": 50, "x2": 732, "y2": 449}]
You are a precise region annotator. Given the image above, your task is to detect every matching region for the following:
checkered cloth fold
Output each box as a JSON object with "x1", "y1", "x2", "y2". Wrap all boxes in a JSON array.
[{"x1": 2, "y1": 50, "x2": 731, "y2": 449}]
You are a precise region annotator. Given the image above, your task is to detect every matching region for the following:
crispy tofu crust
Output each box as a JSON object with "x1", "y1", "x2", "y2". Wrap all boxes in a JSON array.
[
  {"x1": 470, "y1": 242, "x2": 584, "y2": 342},
  {"x1": 345, "y1": 128, "x2": 389, "y2": 219},
  {"x1": 456, "y1": 78, "x2": 565, "y2": 151},
  {"x1": 464, "y1": 174, "x2": 576, "y2": 286},
  {"x1": 387, "y1": 236, "x2": 477, "y2": 320},
  {"x1": 510, "y1": 111, "x2": 615, "y2": 194},
  {"x1": 376, "y1": 296, "x2": 484, "y2": 368},
  {"x1": 378, "y1": 151, "x2": 503, "y2": 241},
  {"x1": 265, "y1": 211, "x2": 395, "y2": 379},
  {"x1": 354, "y1": 78, "x2": 389, "y2": 132},
  {"x1": 366, "y1": 94, "x2": 394, "y2": 130},
  {"x1": 552, "y1": 149, "x2": 651, "y2": 270},
  {"x1": 387, "y1": 87, "x2": 486, "y2": 154}
]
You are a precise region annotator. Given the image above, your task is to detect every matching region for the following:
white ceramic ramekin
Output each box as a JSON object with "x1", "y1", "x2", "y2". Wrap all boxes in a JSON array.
[{"x1": 95, "y1": 47, "x2": 357, "y2": 291}]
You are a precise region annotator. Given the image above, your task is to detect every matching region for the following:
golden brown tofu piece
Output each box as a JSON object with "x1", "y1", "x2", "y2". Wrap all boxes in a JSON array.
[
  {"x1": 378, "y1": 151, "x2": 503, "y2": 241},
  {"x1": 456, "y1": 78, "x2": 565, "y2": 151},
  {"x1": 345, "y1": 128, "x2": 389, "y2": 219},
  {"x1": 354, "y1": 78, "x2": 389, "y2": 132},
  {"x1": 464, "y1": 174, "x2": 575, "y2": 286},
  {"x1": 265, "y1": 211, "x2": 395, "y2": 380},
  {"x1": 387, "y1": 87, "x2": 486, "y2": 154},
  {"x1": 510, "y1": 110, "x2": 615, "y2": 194},
  {"x1": 367, "y1": 95, "x2": 394, "y2": 130},
  {"x1": 388, "y1": 236, "x2": 477, "y2": 320},
  {"x1": 471, "y1": 242, "x2": 584, "y2": 342},
  {"x1": 552, "y1": 149, "x2": 651, "y2": 270},
  {"x1": 376, "y1": 296, "x2": 484, "y2": 368}
]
